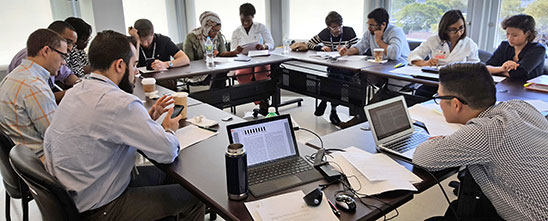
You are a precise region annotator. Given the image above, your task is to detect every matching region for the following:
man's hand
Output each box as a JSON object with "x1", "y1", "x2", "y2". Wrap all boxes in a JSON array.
[
  {"x1": 321, "y1": 46, "x2": 332, "y2": 52},
  {"x1": 235, "y1": 46, "x2": 243, "y2": 54},
  {"x1": 151, "y1": 60, "x2": 168, "y2": 70},
  {"x1": 162, "y1": 107, "x2": 183, "y2": 132},
  {"x1": 149, "y1": 95, "x2": 174, "y2": 120},
  {"x1": 256, "y1": 44, "x2": 267, "y2": 50},
  {"x1": 213, "y1": 50, "x2": 219, "y2": 57},
  {"x1": 338, "y1": 47, "x2": 348, "y2": 56},
  {"x1": 414, "y1": 58, "x2": 439, "y2": 67}
]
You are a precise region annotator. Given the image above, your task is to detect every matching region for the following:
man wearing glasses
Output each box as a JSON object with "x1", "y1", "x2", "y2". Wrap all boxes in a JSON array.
[
  {"x1": 414, "y1": 63, "x2": 548, "y2": 220},
  {"x1": 339, "y1": 8, "x2": 410, "y2": 61},
  {"x1": 0, "y1": 29, "x2": 67, "y2": 156},
  {"x1": 9, "y1": 20, "x2": 80, "y2": 103}
]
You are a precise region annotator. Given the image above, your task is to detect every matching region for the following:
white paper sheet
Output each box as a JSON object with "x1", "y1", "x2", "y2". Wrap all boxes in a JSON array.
[
  {"x1": 248, "y1": 50, "x2": 270, "y2": 57},
  {"x1": 316, "y1": 51, "x2": 341, "y2": 59},
  {"x1": 492, "y1": 75, "x2": 506, "y2": 83},
  {"x1": 245, "y1": 191, "x2": 338, "y2": 221},
  {"x1": 213, "y1": 57, "x2": 235, "y2": 63},
  {"x1": 390, "y1": 65, "x2": 506, "y2": 82},
  {"x1": 341, "y1": 147, "x2": 422, "y2": 183},
  {"x1": 240, "y1": 41, "x2": 259, "y2": 54},
  {"x1": 337, "y1": 55, "x2": 368, "y2": 61},
  {"x1": 175, "y1": 125, "x2": 217, "y2": 150},
  {"x1": 186, "y1": 116, "x2": 218, "y2": 128},
  {"x1": 525, "y1": 100, "x2": 548, "y2": 112},
  {"x1": 408, "y1": 103, "x2": 463, "y2": 136},
  {"x1": 331, "y1": 150, "x2": 418, "y2": 195}
]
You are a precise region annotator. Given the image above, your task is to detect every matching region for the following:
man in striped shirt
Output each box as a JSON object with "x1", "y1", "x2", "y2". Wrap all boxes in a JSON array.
[
  {"x1": 0, "y1": 29, "x2": 67, "y2": 155},
  {"x1": 414, "y1": 62, "x2": 548, "y2": 220}
]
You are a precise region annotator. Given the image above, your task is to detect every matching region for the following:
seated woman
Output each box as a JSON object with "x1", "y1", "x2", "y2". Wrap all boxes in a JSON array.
[
  {"x1": 408, "y1": 9, "x2": 479, "y2": 97},
  {"x1": 183, "y1": 11, "x2": 241, "y2": 89},
  {"x1": 231, "y1": 3, "x2": 274, "y2": 114},
  {"x1": 487, "y1": 14, "x2": 545, "y2": 80},
  {"x1": 307, "y1": 11, "x2": 358, "y2": 126}
]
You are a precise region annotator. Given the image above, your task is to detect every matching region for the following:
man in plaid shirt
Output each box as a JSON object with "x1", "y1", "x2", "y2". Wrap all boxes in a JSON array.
[{"x1": 0, "y1": 29, "x2": 67, "y2": 155}]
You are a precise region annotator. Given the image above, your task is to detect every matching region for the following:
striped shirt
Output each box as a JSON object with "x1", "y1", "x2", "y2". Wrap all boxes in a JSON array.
[
  {"x1": 66, "y1": 48, "x2": 89, "y2": 77},
  {"x1": 307, "y1": 26, "x2": 358, "y2": 51},
  {"x1": 414, "y1": 100, "x2": 548, "y2": 220},
  {"x1": 0, "y1": 59, "x2": 57, "y2": 153}
]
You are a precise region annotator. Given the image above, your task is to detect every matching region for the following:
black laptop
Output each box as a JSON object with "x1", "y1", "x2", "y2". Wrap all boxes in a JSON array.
[{"x1": 226, "y1": 115, "x2": 323, "y2": 197}]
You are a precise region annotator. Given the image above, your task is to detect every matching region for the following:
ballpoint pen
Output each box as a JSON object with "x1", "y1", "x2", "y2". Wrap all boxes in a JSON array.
[
  {"x1": 394, "y1": 62, "x2": 406, "y2": 68},
  {"x1": 197, "y1": 125, "x2": 217, "y2": 132},
  {"x1": 327, "y1": 198, "x2": 341, "y2": 217}
]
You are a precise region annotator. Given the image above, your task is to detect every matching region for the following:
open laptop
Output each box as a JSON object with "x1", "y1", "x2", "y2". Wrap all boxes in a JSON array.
[
  {"x1": 364, "y1": 96, "x2": 430, "y2": 161},
  {"x1": 227, "y1": 115, "x2": 323, "y2": 197}
]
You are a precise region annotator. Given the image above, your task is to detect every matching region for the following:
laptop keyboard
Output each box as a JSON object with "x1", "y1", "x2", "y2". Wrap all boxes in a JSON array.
[
  {"x1": 248, "y1": 157, "x2": 313, "y2": 186},
  {"x1": 385, "y1": 133, "x2": 430, "y2": 152}
]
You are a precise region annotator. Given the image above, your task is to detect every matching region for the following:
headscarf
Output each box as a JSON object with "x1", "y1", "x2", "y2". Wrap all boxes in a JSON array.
[{"x1": 192, "y1": 11, "x2": 221, "y2": 42}]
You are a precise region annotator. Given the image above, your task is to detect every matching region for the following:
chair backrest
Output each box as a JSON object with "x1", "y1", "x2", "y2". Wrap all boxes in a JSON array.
[
  {"x1": 478, "y1": 49, "x2": 493, "y2": 63},
  {"x1": 9, "y1": 144, "x2": 80, "y2": 221},
  {"x1": 408, "y1": 39, "x2": 423, "y2": 51},
  {"x1": 0, "y1": 130, "x2": 27, "y2": 199}
]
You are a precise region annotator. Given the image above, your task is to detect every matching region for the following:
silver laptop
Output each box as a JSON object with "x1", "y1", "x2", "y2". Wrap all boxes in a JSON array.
[
  {"x1": 227, "y1": 115, "x2": 322, "y2": 197},
  {"x1": 364, "y1": 96, "x2": 430, "y2": 160}
]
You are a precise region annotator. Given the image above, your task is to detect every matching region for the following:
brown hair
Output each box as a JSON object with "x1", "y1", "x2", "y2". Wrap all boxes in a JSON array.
[
  {"x1": 502, "y1": 14, "x2": 537, "y2": 42},
  {"x1": 438, "y1": 10, "x2": 466, "y2": 41},
  {"x1": 26, "y1": 29, "x2": 65, "y2": 57},
  {"x1": 88, "y1": 30, "x2": 135, "y2": 72},
  {"x1": 134, "y1": 19, "x2": 154, "y2": 38}
]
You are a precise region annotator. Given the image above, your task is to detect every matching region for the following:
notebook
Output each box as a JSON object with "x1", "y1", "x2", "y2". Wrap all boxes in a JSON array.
[
  {"x1": 364, "y1": 96, "x2": 430, "y2": 161},
  {"x1": 227, "y1": 115, "x2": 323, "y2": 197}
]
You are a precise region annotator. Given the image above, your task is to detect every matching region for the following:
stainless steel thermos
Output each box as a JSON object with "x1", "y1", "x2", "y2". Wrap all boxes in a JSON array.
[{"x1": 225, "y1": 143, "x2": 248, "y2": 200}]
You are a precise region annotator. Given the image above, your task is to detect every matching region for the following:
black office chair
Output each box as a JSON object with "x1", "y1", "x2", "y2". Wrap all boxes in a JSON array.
[
  {"x1": 408, "y1": 39, "x2": 423, "y2": 51},
  {"x1": 9, "y1": 144, "x2": 81, "y2": 221},
  {"x1": 478, "y1": 49, "x2": 493, "y2": 63},
  {"x1": 0, "y1": 131, "x2": 32, "y2": 221}
]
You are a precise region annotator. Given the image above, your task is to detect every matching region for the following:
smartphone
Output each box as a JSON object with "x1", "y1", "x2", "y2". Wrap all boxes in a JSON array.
[{"x1": 171, "y1": 105, "x2": 185, "y2": 118}]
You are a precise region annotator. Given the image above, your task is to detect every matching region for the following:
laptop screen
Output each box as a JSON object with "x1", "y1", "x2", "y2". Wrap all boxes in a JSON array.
[
  {"x1": 228, "y1": 115, "x2": 298, "y2": 167},
  {"x1": 368, "y1": 99, "x2": 412, "y2": 140}
]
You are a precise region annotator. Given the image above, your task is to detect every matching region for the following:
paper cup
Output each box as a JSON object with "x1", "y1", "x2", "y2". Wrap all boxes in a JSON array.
[
  {"x1": 173, "y1": 92, "x2": 188, "y2": 119},
  {"x1": 374, "y1": 48, "x2": 384, "y2": 62}
]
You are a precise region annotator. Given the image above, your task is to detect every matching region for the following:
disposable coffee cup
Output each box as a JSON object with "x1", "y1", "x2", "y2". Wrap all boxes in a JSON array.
[
  {"x1": 374, "y1": 48, "x2": 384, "y2": 62},
  {"x1": 142, "y1": 78, "x2": 156, "y2": 94},
  {"x1": 173, "y1": 92, "x2": 188, "y2": 119}
]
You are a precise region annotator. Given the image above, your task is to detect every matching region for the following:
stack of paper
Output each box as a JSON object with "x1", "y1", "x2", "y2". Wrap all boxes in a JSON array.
[
  {"x1": 316, "y1": 51, "x2": 341, "y2": 59},
  {"x1": 408, "y1": 103, "x2": 463, "y2": 136},
  {"x1": 331, "y1": 147, "x2": 422, "y2": 195},
  {"x1": 248, "y1": 50, "x2": 270, "y2": 57},
  {"x1": 245, "y1": 190, "x2": 338, "y2": 221},
  {"x1": 175, "y1": 125, "x2": 217, "y2": 150}
]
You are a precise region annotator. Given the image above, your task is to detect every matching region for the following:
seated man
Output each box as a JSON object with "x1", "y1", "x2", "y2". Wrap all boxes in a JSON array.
[
  {"x1": 65, "y1": 17, "x2": 93, "y2": 77},
  {"x1": 9, "y1": 21, "x2": 80, "y2": 103},
  {"x1": 414, "y1": 62, "x2": 548, "y2": 220},
  {"x1": 43, "y1": 30, "x2": 204, "y2": 220},
  {"x1": 0, "y1": 29, "x2": 67, "y2": 155}
]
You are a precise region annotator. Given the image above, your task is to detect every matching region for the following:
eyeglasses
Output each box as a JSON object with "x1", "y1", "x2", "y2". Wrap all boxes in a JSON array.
[
  {"x1": 49, "y1": 47, "x2": 68, "y2": 59},
  {"x1": 328, "y1": 25, "x2": 342, "y2": 31},
  {"x1": 447, "y1": 26, "x2": 465, "y2": 34},
  {"x1": 432, "y1": 95, "x2": 468, "y2": 105},
  {"x1": 64, "y1": 38, "x2": 75, "y2": 48},
  {"x1": 368, "y1": 23, "x2": 380, "y2": 29}
]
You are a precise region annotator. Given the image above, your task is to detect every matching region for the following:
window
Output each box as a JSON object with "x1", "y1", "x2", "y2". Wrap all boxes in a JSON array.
[
  {"x1": 122, "y1": 0, "x2": 170, "y2": 38},
  {"x1": 287, "y1": 0, "x2": 364, "y2": 40},
  {"x1": 0, "y1": 1, "x2": 54, "y2": 66},
  {"x1": 193, "y1": 0, "x2": 266, "y2": 41},
  {"x1": 495, "y1": 0, "x2": 548, "y2": 53},
  {"x1": 390, "y1": 0, "x2": 468, "y2": 41}
]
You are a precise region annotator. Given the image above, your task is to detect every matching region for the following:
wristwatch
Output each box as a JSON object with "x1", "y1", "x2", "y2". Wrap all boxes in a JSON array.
[{"x1": 168, "y1": 61, "x2": 173, "y2": 68}]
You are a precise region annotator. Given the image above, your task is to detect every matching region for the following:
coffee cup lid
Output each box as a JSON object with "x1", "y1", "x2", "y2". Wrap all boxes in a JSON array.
[
  {"x1": 173, "y1": 92, "x2": 188, "y2": 97},
  {"x1": 374, "y1": 48, "x2": 384, "y2": 51},
  {"x1": 142, "y1": 78, "x2": 156, "y2": 84}
]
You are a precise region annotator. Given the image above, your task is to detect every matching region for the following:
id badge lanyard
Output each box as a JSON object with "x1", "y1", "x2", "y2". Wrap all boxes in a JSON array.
[
  {"x1": 330, "y1": 28, "x2": 343, "y2": 51},
  {"x1": 140, "y1": 40, "x2": 157, "y2": 61},
  {"x1": 433, "y1": 41, "x2": 449, "y2": 60}
]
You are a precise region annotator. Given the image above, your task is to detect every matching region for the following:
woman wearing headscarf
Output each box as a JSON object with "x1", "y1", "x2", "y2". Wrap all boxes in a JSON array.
[{"x1": 183, "y1": 11, "x2": 242, "y2": 88}]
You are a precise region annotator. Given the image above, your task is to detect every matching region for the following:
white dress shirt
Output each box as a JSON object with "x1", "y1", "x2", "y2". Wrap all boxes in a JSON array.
[
  {"x1": 408, "y1": 35, "x2": 479, "y2": 65},
  {"x1": 44, "y1": 73, "x2": 180, "y2": 212},
  {"x1": 231, "y1": 22, "x2": 274, "y2": 51}
]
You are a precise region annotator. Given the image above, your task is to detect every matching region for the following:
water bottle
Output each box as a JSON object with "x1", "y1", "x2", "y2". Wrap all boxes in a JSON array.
[
  {"x1": 205, "y1": 36, "x2": 215, "y2": 68},
  {"x1": 258, "y1": 35, "x2": 264, "y2": 49},
  {"x1": 283, "y1": 36, "x2": 290, "y2": 54},
  {"x1": 225, "y1": 143, "x2": 248, "y2": 200},
  {"x1": 265, "y1": 107, "x2": 278, "y2": 118}
]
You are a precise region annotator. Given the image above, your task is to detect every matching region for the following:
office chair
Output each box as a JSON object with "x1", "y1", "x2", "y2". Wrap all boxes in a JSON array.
[
  {"x1": 9, "y1": 144, "x2": 81, "y2": 221},
  {"x1": 478, "y1": 50, "x2": 493, "y2": 63},
  {"x1": 0, "y1": 131, "x2": 32, "y2": 221}
]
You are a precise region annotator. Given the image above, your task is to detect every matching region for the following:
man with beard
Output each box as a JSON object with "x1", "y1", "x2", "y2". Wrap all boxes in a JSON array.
[{"x1": 43, "y1": 30, "x2": 204, "y2": 220}]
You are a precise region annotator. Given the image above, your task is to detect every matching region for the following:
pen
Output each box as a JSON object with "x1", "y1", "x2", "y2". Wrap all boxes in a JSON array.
[
  {"x1": 394, "y1": 62, "x2": 406, "y2": 68},
  {"x1": 327, "y1": 198, "x2": 340, "y2": 217},
  {"x1": 524, "y1": 82, "x2": 532, "y2": 87},
  {"x1": 197, "y1": 125, "x2": 217, "y2": 133}
]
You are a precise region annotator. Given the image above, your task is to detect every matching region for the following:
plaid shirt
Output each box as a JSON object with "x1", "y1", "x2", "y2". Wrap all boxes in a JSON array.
[
  {"x1": 414, "y1": 100, "x2": 548, "y2": 220},
  {"x1": 0, "y1": 59, "x2": 57, "y2": 153}
]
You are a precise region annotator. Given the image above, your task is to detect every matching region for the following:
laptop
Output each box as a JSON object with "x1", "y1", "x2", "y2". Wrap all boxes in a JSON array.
[
  {"x1": 364, "y1": 96, "x2": 430, "y2": 161},
  {"x1": 227, "y1": 115, "x2": 323, "y2": 197}
]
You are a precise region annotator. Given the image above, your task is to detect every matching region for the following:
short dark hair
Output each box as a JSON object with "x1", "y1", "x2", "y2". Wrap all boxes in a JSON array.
[
  {"x1": 27, "y1": 29, "x2": 66, "y2": 57},
  {"x1": 47, "y1": 20, "x2": 75, "y2": 35},
  {"x1": 239, "y1": 3, "x2": 256, "y2": 17},
  {"x1": 88, "y1": 30, "x2": 135, "y2": 72},
  {"x1": 501, "y1": 14, "x2": 537, "y2": 42},
  {"x1": 325, "y1": 11, "x2": 343, "y2": 26},
  {"x1": 438, "y1": 10, "x2": 466, "y2": 41},
  {"x1": 439, "y1": 63, "x2": 496, "y2": 110},
  {"x1": 65, "y1": 17, "x2": 92, "y2": 41},
  {"x1": 134, "y1": 19, "x2": 154, "y2": 38},
  {"x1": 367, "y1": 8, "x2": 389, "y2": 26}
]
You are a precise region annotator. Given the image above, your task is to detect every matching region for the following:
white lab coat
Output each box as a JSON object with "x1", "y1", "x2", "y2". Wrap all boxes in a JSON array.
[
  {"x1": 408, "y1": 35, "x2": 479, "y2": 66},
  {"x1": 231, "y1": 22, "x2": 275, "y2": 51}
]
